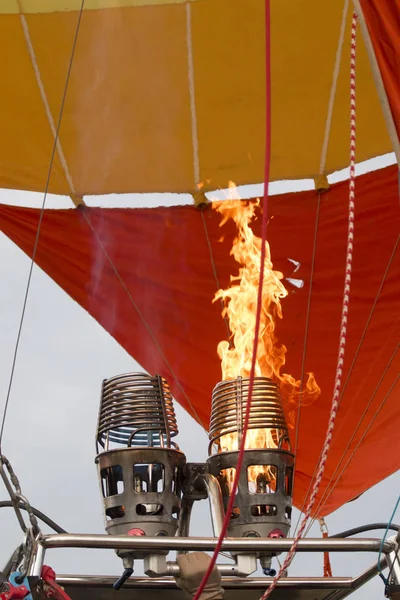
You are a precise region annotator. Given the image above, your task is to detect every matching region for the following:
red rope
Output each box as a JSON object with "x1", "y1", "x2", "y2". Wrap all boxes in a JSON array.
[
  {"x1": 322, "y1": 533, "x2": 333, "y2": 578},
  {"x1": 192, "y1": 1, "x2": 272, "y2": 598},
  {"x1": 259, "y1": 12, "x2": 358, "y2": 599}
]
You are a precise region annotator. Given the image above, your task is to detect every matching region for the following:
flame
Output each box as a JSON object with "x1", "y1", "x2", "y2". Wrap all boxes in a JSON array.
[
  {"x1": 212, "y1": 185, "x2": 320, "y2": 489},
  {"x1": 219, "y1": 429, "x2": 278, "y2": 495}
]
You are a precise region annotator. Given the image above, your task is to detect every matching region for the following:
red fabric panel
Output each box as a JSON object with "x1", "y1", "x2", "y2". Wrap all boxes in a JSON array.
[
  {"x1": 0, "y1": 165, "x2": 399, "y2": 515},
  {"x1": 360, "y1": 0, "x2": 400, "y2": 140}
]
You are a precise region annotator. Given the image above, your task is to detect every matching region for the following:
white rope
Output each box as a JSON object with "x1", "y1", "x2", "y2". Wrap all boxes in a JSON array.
[
  {"x1": 259, "y1": 13, "x2": 358, "y2": 599},
  {"x1": 18, "y1": 4, "x2": 79, "y2": 203},
  {"x1": 319, "y1": 0, "x2": 349, "y2": 175},
  {"x1": 185, "y1": 2, "x2": 200, "y2": 188}
]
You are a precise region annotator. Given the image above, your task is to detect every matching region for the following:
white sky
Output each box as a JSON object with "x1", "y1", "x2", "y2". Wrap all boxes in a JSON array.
[{"x1": 0, "y1": 153, "x2": 398, "y2": 598}]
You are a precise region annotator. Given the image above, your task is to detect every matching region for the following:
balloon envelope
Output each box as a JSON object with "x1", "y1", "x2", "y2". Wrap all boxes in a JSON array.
[
  {"x1": 0, "y1": 0, "x2": 399, "y2": 516},
  {"x1": 1, "y1": 165, "x2": 398, "y2": 516}
]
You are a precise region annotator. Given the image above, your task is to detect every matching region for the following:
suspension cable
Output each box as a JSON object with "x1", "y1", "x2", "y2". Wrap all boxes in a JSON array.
[
  {"x1": 80, "y1": 209, "x2": 204, "y2": 428},
  {"x1": 293, "y1": 193, "x2": 321, "y2": 469},
  {"x1": 259, "y1": 13, "x2": 358, "y2": 598},
  {"x1": 307, "y1": 344, "x2": 399, "y2": 528},
  {"x1": 306, "y1": 359, "x2": 399, "y2": 531},
  {"x1": 293, "y1": 0, "x2": 348, "y2": 534},
  {"x1": 0, "y1": 0, "x2": 85, "y2": 453},
  {"x1": 294, "y1": 234, "x2": 399, "y2": 536},
  {"x1": 192, "y1": 2, "x2": 272, "y2": 597},
  {"x1": 200, "y1": 211, "x2": 231, "y2": 341}
]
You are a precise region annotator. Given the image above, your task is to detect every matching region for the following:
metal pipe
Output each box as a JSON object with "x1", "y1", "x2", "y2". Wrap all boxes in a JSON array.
[
  {"x1": 349, "y1": 552, "x2": 388, "y2": 589},
  {"x1": 195, "y1": 473, "x2": 225, "y2": 537},
  {"x1": 176, "y1": 498, "x2": 193, "y2": 539},
  {"x1": 55, "y1": 574, "x2": 356, "y2": 589},
  {"x1": 41, "y1": 534, "x2": 395, "y2": 553},
  {"x1": 387, "y1": 550, "x2": 400, "y2": 585},
  {"x1": 53, "y1": 554, "x2": 398, "y2": 595},
  {"x1": 166, "y1": 563, "x2": 239, "y2": 577},
  {"x1": 29, "y1": 543, "x2": 45, "y2": 577}
]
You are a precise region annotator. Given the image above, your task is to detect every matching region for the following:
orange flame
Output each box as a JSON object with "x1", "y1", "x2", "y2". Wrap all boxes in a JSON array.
[
  {"x1": 213, "y1": 195, "x2": 287, "y2": 382},
  {"x1": 212, "y1": 185, "x2": 320, "y2": 488}
]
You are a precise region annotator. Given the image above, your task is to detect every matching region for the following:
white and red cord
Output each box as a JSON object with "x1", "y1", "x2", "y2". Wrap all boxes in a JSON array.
[{"x1": 259, "y1": 12, "x2": 358, "y2": 599}]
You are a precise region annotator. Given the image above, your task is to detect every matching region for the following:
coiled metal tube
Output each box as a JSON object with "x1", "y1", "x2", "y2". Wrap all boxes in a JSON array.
[{"x1": 96, "y1": 373, "x2": 178, "y2": 450}]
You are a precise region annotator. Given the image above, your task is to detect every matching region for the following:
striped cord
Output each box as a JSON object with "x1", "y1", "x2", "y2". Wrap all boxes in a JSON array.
[{"x1": 259, "y1": 11, "x2": 358, "y2": 599}]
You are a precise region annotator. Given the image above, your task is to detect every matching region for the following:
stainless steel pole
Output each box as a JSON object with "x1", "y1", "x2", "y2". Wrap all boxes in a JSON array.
[
  {"x1": 29, "y1": 542, "x2": 46, "y2": 577},
  {"x1": 195, "y1": 473, "x2": 225, "y2": 537},
  {"x1": 41, "y1": 534, "x2": 394, "y2": 554}
]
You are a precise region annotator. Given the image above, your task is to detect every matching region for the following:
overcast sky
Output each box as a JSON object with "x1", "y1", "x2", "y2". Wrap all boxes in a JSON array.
[{"x1": 0, "y1": 157, "x2": 398, "y2": 598}]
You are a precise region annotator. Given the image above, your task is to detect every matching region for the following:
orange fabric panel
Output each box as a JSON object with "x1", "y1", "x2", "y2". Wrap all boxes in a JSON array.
[
  {"x1": 1, "y1": 165, "x2": 399, "y2": 515},
  {"x1": 359, "y1": 0, "x2": 400, "y2": 140}
]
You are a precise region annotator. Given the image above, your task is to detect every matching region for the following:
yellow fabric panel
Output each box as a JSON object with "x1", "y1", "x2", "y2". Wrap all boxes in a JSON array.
[
  {"x1": 12, "y1": 5, "x2": 196, "y2": 194},
  {"x1": 0, "y1": 1, "x2": 393, "y2": 197},
  {"x1": 192, "y1": 0, "x2": 266, "y2": 189},
  {"x1": 191, "y1": 0, "x2": 390, "y2": 188},
  {"x1": 3, "y1": 0, "x2": 200, "y2": 14},
  {"x1": 0, "y1": 14, "x2": 69, "y2": 193}
]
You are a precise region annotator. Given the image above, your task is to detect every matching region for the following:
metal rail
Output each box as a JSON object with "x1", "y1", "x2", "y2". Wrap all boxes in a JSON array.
[
  {"x1": 166, "y1": 564, "x2": 239, "y2": 576},
  {"x1": 40, "y1": 534, "x2": 394, "y2": 553},
  {"x1": 27, "y1": 533, "x2": 398, "y2": 600},
  {"x1": 57, "y1": 574, "x2": 356, "y2": 588},
  {"x1": 51, "y1": 556, "x2": 393, "y2": 600},
  {"x1": 196, "y1": 472, "x2": 225, "y2": 537}
]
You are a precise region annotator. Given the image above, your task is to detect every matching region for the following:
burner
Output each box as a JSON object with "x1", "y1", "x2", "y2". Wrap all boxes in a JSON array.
[
  {"x1": 95, "y1": 373, "x2": 186, "y2": 555},
  {"x1": 207, "y1": 377, "x2": 293, "y2": 545}
]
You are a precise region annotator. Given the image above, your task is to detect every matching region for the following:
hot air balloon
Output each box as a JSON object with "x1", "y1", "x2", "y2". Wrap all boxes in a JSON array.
[{"x1": 0, "y1": 1, "x2": 399, "y2": 598}]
